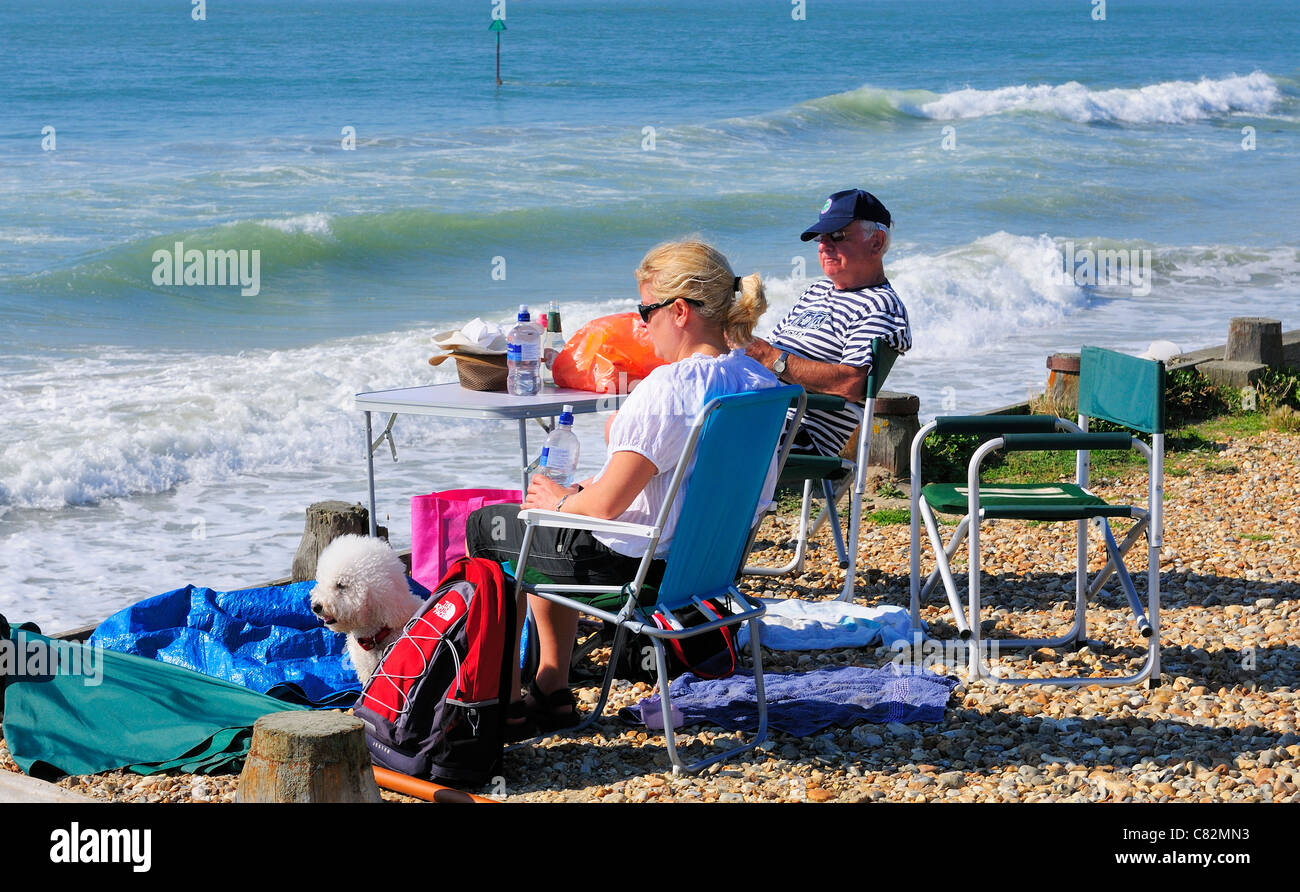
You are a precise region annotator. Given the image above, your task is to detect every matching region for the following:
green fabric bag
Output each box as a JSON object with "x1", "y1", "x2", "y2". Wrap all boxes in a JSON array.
[{"x1": 1, "y1": 625, "x2": 306, "y2": 778}]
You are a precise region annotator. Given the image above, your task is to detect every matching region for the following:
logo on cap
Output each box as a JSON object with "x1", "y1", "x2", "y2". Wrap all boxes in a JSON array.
[{"x1": 820, "y1": 199, "x2": 832, "y2": 215}]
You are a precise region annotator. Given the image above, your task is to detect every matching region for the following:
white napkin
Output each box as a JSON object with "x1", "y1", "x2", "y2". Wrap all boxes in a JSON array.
[
  {"x1": 461, "y1": 317, "x2": 506, "y2": 350},
  {"x1": 432, "y1": 318, "x2": 508, "y2": 354}
]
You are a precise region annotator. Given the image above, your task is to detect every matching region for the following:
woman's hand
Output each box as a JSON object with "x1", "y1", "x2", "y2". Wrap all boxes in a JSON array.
[{"x1": 524, "y1": 475, "x2": 578, "y2": 511}]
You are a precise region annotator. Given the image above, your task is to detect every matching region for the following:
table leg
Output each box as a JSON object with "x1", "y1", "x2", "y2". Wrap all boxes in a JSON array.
[
  {"x1": 365, "y1": 410, "x2": 378, "y2": 537},
  {"x1": 518, "y1": 419, "x2": 530, "y2": 494}
]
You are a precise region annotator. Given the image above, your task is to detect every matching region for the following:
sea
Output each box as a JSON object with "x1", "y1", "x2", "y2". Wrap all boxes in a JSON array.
[{"x1": 1, "y1": 0, "x2": 1297, "y2": 631}]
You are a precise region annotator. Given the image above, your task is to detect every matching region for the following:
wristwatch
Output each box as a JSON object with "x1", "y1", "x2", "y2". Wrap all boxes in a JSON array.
[{"x1": 772, "y1": 350, "x2": 790, "y2": 377}]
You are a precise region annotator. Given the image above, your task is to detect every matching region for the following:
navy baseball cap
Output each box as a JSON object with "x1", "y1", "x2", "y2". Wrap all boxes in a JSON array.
[{"x1": 800, "y1": 189, "x2": 892, "y2": 241}]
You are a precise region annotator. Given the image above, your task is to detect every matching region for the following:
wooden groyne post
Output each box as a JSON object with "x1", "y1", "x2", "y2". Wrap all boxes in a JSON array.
[{"x1": 236, "y1": 711, "x2": 382, "y2": 803}]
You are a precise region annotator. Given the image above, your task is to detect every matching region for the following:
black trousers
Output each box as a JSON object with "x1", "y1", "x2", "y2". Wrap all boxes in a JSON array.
[{"x1": 465, "y1": 504, "x2": 665, "y2": 601}]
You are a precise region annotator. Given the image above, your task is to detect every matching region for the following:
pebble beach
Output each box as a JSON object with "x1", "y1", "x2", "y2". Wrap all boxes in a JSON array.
[{"x1": 4, "y1": 427, "x2": 1296, "y2": 805}]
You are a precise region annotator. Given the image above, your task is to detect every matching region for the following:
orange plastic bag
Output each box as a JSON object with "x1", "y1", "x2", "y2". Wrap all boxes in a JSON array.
[{"x1": 551, "y1": 312, "x2": 668, "y2": 393}]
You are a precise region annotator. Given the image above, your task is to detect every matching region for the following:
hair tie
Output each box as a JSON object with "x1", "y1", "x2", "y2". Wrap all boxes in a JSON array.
[{"x1": 733, "y1": 276, "x2": 742, "y2": 292}]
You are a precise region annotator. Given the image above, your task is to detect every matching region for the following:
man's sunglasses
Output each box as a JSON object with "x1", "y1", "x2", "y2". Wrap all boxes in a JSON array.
[
  {"x1": 814, "y1": 221, "x2": 889, "y2": 245},
  {"x1": 814, "y1": 229, "x2": 852, "y2": 244},
  {"x1": 637, "y1": 296, "x2": 703, "y2": 323}
]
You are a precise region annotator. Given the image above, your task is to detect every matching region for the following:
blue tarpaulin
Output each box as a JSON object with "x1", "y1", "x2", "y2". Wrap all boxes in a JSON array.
[{"x1": 89, "y1": 581, "x2": 375, "y2": 707}]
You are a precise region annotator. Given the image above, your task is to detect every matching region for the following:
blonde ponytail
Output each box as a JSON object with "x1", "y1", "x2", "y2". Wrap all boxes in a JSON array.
[{"x1": 725, "y1": 272, "x2": 766, "y2": 347}]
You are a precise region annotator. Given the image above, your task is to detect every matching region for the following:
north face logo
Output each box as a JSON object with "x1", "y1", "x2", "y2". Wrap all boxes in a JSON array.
[{"x1": 433, "y1": 601, "x2": 457, "y2": 621}]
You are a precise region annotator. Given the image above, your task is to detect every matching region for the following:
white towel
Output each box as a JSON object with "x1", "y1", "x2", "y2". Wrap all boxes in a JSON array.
[{"x1": 737, "y1": 598, "x2": 918, "y2": 651}]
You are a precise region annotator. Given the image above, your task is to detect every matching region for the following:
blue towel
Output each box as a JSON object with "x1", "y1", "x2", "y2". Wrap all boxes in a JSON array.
[
  {"x1": 88, "y1": 580, "x2": 395, "y2": 707},
  {"x1": 628, "y1": 666, "x2": 959, "y2": 736}
]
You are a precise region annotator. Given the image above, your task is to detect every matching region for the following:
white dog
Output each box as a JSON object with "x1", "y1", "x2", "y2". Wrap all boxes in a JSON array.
[{"x1": 311, "y1": 534, "x2": 421, "y2": 683}]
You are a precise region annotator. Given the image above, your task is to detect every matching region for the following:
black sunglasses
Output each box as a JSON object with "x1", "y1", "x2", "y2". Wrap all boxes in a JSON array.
[
  {"x1": 814, "y1": 228, "x2": 850, "y2": 244},
  {"x1": 637, "y1": 297, "x2": 703, "y2": 323}
]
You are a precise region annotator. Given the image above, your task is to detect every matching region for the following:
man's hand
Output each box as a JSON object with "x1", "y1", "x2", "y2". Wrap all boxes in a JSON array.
[
  {"x1": 747, "y1": 337, "x2": 868, "y2": 402},
  {"x1": 747, "y1": 336, "x2": 779, "y2": 367}
]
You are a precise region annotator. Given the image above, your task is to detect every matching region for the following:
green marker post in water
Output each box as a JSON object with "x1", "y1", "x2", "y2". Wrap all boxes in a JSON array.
[{"x1": 489, "y1": 18, "x2": 506, "y2": 86}]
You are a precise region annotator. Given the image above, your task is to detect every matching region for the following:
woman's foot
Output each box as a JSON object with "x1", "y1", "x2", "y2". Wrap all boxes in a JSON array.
[{"x1": 526, "y1": 679, "x2": 581, "y2": 731}]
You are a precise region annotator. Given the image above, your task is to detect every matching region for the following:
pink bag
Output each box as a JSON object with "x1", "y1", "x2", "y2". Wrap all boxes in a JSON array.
[{"x1": 410, "y1": 488, "x2": 522, "y2": 591}]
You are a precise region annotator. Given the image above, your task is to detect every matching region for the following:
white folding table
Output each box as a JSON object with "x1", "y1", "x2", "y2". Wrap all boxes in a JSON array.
[{"x1": 354, "y1": 383, "x2": 627, "y2": 536}]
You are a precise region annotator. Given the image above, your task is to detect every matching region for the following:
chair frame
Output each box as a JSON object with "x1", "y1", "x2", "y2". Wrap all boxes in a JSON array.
[
  {"x1": 909, "y1": 347, "x2": 1164, "y2": 687},
  {"x1": 511, "y1": 385, "x2": 806, "y2": 774},
  {"x1": 743, "y1": 337, "x2": 899, "y2": 601}
]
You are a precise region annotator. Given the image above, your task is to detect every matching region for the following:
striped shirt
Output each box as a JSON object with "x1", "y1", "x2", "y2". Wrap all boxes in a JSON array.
[{"x1": 768, "y1": 278, "x2": 911, "y2": 457}]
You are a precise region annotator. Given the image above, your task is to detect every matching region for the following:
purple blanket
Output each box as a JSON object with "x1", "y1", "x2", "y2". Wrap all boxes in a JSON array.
[{"x1": 629, "y1": 666, "x2": 959, "y2": 736}]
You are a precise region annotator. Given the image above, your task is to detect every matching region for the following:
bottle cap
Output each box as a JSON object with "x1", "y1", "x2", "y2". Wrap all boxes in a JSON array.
[
  {"x1": 559, "y1": 404, "x2": 575, "y2": 425},
  {"x1": 517, "y1": 304, "x2": 530, "y2": 322}
]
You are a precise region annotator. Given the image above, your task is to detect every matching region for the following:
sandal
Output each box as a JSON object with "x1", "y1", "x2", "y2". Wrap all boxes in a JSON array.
[
  {"x1": 503, "y1": 699, "x2": 537, "y2": 743},
  {"x1": 527, "y1": 679, "x2": 582, "y2": 731}
]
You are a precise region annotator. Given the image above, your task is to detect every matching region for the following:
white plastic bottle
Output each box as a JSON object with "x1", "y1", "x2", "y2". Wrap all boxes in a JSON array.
[
  {"x1": 506, "y1": 305, "x2": 542, "y2": 396},
  {"x1": 540, "y1": 405, "x2": 581, "y2": 485}
]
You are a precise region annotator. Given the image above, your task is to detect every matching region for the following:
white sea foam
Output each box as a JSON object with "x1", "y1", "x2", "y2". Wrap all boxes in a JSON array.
[
  {"x1": 0, "y1": 331, "x2": 442, "y2": 510},
  {"x1": 254, "y1": 212, "x2": 336, "y2": 237},
  {"x1": 907, "y1": 72, "x2": 1281, "y2": 124},
  {"x1": 891, "y1": 233, "x2": 1091, "y2": 356}
]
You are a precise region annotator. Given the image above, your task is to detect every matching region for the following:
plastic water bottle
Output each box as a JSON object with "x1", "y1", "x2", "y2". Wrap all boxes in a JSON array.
[
  {"x1": 506, "y1": 305, "x2": 542, "y2": 396},
  {"x1": 540, "y1": 405, "x2": 581, "y2": 485},
  {"x1": 541, "y1": 300, "x2": 563, "y2": 387}
]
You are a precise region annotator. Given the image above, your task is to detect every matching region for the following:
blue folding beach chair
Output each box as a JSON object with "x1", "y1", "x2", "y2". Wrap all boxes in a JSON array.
[{"x1": 511, "y1": 384, "x2": 805, "y2": 774}]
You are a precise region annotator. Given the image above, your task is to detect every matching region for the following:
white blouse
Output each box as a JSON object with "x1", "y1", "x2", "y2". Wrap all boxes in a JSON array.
[{"x1": 592, "y1": 349, "x2": 781, "y2": 559}]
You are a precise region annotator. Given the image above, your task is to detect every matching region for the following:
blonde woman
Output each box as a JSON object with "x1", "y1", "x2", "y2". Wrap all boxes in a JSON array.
[{"x1": 468, "y1": 239, "x2": 777, "y2": 737}]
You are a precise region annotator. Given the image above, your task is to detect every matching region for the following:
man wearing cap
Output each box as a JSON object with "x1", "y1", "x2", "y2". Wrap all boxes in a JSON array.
[{"x1": 747, "y1": 188, "x2": 911, "y2": 457}]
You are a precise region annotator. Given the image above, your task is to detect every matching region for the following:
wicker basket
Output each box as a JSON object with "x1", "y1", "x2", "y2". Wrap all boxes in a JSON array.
[{"x1": 455, "y1": 354, "x2": 508, "y2": 392}]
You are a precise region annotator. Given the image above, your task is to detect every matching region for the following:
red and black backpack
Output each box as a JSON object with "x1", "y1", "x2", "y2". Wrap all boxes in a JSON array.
[{"x1": 353, "y1": 557, "x2": 515, "y2": 788}]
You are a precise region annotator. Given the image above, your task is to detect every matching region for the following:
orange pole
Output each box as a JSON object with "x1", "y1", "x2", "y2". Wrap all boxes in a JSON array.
[{"x1": 372, "y1": 766, "x2": 499, "y2": 803}]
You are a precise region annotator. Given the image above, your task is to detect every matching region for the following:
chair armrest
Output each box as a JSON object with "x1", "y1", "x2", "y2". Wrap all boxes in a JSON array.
[
  {"x1": 517, "y1": 508, "x2": 658, "y2": 539},
  {"x1": 999, "y1": 432, "x2": 1134, "y2": 452},
  {"x1": 805, "y1": 393, "x2": 848, "y2": 412},
  {"x1": 933, "y1": 414, "x2": 1059, "y2": 435}
]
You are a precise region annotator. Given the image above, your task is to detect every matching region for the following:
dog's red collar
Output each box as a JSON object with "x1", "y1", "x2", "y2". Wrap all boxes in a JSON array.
[{"x1": 356, "y1": 627, "x2": 394, "y2": 651}]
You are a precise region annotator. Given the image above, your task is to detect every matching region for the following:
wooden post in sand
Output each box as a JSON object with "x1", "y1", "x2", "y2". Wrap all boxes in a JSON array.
[
  {"x1": 292, "y1": 501, "x2": 386, "y2": 582},
  {"x1": 1045, "y1": 353, "x2": 1081, "y2": 413},
  {"x1": 840, "y1": 391, "x2": 920, "y2": 477},
  {"x1": 1198, "y1": 317, "x2": 1282, "y2": 388},
  {"x1": 1225, "y1": 316, "x2": 1283, "y2": 367},
  {"x1": 236, "y1": 711, "x2": 382, "y2": 803}
]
